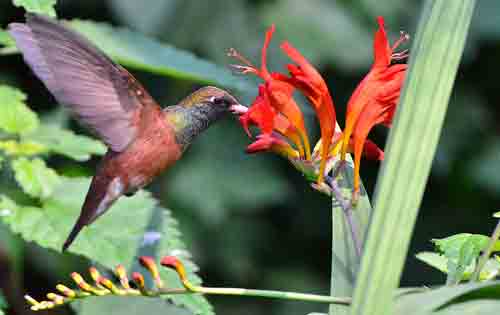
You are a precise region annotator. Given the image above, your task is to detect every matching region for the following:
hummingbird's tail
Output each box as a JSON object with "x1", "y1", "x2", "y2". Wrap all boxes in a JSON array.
[{"x1": 62, "y1": 175, "x2": 125, "y2": 251}]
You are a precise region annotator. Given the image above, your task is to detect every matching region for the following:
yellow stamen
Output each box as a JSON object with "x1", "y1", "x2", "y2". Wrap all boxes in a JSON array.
[{"x1": 330, "y1": 139, "x2": 343, "y2": 158}]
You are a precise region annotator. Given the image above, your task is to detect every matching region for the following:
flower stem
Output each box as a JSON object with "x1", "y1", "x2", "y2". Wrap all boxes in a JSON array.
[
  {"x1": 326, "y1": 162, "x2": 362, "y2": 258},
  {"x1": 174, "y1": 285, "x2": 351, "y2": 305},
  {"x1": 470, "y1": 219, "x2": 500, "y2": 282}
]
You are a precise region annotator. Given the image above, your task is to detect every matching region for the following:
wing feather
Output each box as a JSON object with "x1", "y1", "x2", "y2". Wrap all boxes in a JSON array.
[{"x1": 8, "y1": 13, "x2": 157, "y2": 151}]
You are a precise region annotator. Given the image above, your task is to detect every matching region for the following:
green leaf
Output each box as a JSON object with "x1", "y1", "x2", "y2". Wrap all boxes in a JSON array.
[
  {"x1": 395, "y1": 281, "x2": 500, "y2": 315},
  {"x1": 330, "y1": 154, "x2": 372, "y2": 315},
  {"x1": 0, "y1": 30, "x2": 15, "y2": 47},
  {"x1": 431, "y1": 234, "x2": 500, "y2": 284},
  {"x1": 494, "y1": 212, "x2": 500, "y2": 218},
  {"x1": 351, "y1": 2, "x2": 476, "y2": 314},
  {"x1": 0, "y1": 85, "x2": 39, "y2": 135},
  {"x1": 416, "y1": 252, "x2": 449, "y2": 274},
  {"x1": 12, "y1": 0, "x2": 57, "y2": 17},
  {"x1": 76, "y1": 296, "x2": 191, "y2": 315},
  {"x1": 24, "y1": 125, "x2": 106, "y2": 161},
  {"x1": 64, "y1": 20, "x2": 250, "y2": 91},
  {"x1": 0, "y1": 290, "x2": 6, "y2": 313},
  {"x1": 11, "y1": 157, "x2": 60, "y2": 199},
  {"x1": 0, "y1": 140, "x2": 47, "y2": 156},
  {"x1": 433, "y1": 300, "x2": 500, "y2": 315},
  {"x1": 1, "y1": 177, "x2": 212, "y2": 315},
  {"x1": 416, "y1": 251, "x2": 500, "y2": 281},
  {"x1": 433, "y1": 233, "x2": 500, "y2": 255}
]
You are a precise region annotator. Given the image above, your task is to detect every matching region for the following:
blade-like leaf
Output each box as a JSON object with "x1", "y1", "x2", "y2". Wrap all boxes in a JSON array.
[
  {"x1": 395, "y1": 281, "x2": 500, "y2": 314},
  {"x1": 11, "y1": 157, "x2": 60, "y2": 199},
  {"x1": 1, "y1": 177, "x2": 213, "y2": 315},
  {"x1": 65, "y1": 20, "x2": 251, "y2": 91},
  {"x1": 330, "y1": 156, "x2": 372, "y2": 315},
  {"x1": 0, "y1": 85, "x2": 39, "y2": 135},
  {"x1": 24, "y1": 125, "x2": 106, "y2": 161},
  {"x1": 12, "y1": 0, "x2": 57, "y2": 17},
  {"x1": 351, "y1": 2, "x2": 476, "y2": 314}
]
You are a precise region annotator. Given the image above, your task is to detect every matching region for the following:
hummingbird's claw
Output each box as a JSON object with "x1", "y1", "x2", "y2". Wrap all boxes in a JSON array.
[{"x1": 229, "y1": 104, "x2": 248, "y2": 115}]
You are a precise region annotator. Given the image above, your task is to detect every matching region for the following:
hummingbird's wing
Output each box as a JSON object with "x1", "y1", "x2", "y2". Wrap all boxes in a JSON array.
[{"x1": 8, "y1": 13, "x2": 157, "y2": 152}]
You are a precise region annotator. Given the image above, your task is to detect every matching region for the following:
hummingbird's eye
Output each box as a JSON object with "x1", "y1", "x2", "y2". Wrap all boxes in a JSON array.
[{"x1": 209, "y1": 96, "x2": 228, "y2": 106}]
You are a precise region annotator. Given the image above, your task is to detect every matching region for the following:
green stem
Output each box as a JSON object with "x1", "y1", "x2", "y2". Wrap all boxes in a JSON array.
[
  {"x1": 184, "y1": 286, "x2": 351, "y2": 305},
  {"x1": 470, "y1": 219, "x2": 500, "y2": 281}
]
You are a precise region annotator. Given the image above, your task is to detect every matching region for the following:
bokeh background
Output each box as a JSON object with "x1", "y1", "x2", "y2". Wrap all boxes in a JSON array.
[{"x1": 0, "y1": 0, "x2": 499, "y2": 314}]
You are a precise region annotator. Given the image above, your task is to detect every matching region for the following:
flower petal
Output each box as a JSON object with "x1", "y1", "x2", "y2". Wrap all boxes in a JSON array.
[
  {"x1": 373, "y1": 16, "x2": 391, "y2": 69},
  {"x1": 246, "y1": 133, "x2": 299, "y2": 159},
  {"x1": 280, "y1": 41, "x2": 336, "y2": 183}
]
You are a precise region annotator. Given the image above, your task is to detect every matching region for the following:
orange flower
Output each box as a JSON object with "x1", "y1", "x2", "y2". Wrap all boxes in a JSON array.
[
  {"x1": 341, "y1": 16, "x2": 408, "y2": 194},
  {"x1": 230, "y1": 25, "x2": 310, "y2": 160},
  {"x1": 278, "y1": 42, "x2": 336, "y2": 184},
  {"x1": 232, "y1": 18, "x2": 408, "y2": 196}
]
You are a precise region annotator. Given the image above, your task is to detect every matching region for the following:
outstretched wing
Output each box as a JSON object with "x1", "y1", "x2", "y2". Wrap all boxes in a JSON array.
[{"x1": 8, "y1": 13, "x2": 157, "y2": 151}]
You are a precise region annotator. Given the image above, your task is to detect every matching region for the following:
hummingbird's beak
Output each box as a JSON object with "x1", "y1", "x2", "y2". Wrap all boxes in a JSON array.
[{"x1": 229, "y1": 104, "x2": 248, "y2": 115}]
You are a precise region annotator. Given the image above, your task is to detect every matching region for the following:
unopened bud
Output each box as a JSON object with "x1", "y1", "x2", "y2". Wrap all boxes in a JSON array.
[{"x1": 139, "y1": 256, "x2": 163, "y2": 288}]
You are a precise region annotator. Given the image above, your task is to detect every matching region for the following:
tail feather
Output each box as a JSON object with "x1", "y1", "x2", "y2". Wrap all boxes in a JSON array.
[{"x1": 62, "y1": 175, "x2": 124, "y2": 251}]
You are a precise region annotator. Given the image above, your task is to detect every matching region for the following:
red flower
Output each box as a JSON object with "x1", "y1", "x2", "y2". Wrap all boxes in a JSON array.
[
  {"x1": 230, "y1": 25, "x2": 311, "y2": 160},
  {"x1": 341, "y1": 16, "x2": 408, "y2": 194},
  {"x1": 232, "y1": 17, "x2": 408, "y2": 196},
  {"x1": 277, "y1": 42, "x2": 336, "y2": 184}
]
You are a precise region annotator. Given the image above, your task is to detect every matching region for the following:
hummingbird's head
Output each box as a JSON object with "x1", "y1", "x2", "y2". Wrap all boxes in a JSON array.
[{"x1": 180, "y1": 86, "x2": 240, "y2": 113}]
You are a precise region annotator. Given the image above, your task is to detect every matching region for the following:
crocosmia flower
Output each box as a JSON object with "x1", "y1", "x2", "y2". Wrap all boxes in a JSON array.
[
  {"x1": 230, "y1": 17, "x2": 408, "y2": 198},
  {"x1": 341, "y1": 17, "x2": 408, "y2": 195}
]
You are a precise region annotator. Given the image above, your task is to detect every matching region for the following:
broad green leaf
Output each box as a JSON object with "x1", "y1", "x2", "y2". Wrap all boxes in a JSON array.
[
  {"x1": 433, "y1": 233, "x2": 500, "y2": 255},
  {"x1": 416, "y1": 252, "x2": 448, "y2": 274},
  {"x1": 76, "y1": 296, "x2": 191, "y2": 315},
  {"x1": 395, "y1": 281, "x2": 500, "y2": 315},
  {"x1": 24, "y1": 125, "x2": 106, "y2": 161},
  {"x1": 1, "y1": 177, "x2": 212, "y2": 315},
  {"x1": 432, "y1": 233, "x2": 500, "y2": 283},
  {"x1": 11, "y1": 157, "x2": 60, "y2": 199},
  {"x1": 65, "y1": 20, "x2": 250, "y2": 91},
  {"x1": 351, "y1": 2, "x2": 476, "y2": 314},
  {"x1": 12, "y1": 0, "x2": 57, "y2": 17},
  {"x1": 0, "y1": 86, "x2": 39, "y2": 135},
  {"x1": 417, "y1": 252, "x2": 500, "y2": 282},
  {"x1": 0, "y1": 140, "x2": 47, "y2": 156},
  {"x1": 416, "y1": 251, "x2": 500, "y2": 281},
  {"x1": 494, "y1": 212, "x2": 500, "y2": 218}
]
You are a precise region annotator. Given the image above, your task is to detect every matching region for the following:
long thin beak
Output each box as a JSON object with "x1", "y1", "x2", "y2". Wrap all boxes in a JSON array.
[{"x1": 229, "y1": 104, "x2": 248, "y2": 115}]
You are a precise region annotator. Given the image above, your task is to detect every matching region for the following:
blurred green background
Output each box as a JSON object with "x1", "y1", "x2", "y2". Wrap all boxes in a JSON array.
[{"x1": 0, "y1": 0, "x2": 499, "y2": 314}]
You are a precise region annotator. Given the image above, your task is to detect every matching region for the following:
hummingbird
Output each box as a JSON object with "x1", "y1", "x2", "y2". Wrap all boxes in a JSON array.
[{"x1": 8, "y1": 13, "x2": 241, "y2": 251}]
